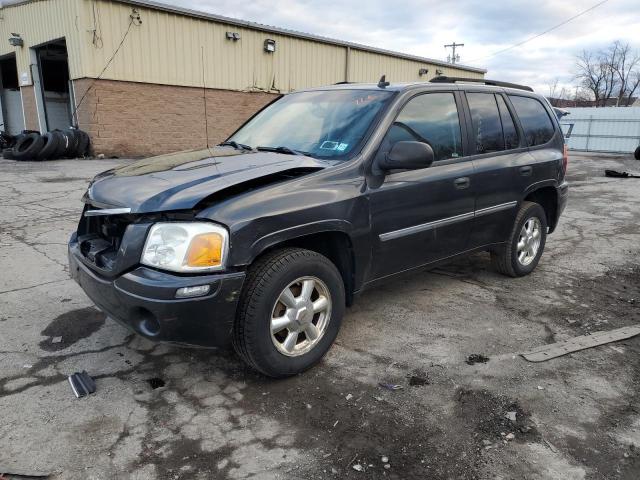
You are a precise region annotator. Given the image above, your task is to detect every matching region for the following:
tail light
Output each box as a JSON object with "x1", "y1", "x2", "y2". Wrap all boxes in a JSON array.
[{"x1": 562, "y1": 144, "x2": 568, "y2": 174}]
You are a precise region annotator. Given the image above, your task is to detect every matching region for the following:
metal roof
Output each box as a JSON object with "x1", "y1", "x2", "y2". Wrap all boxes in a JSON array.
[{"x1": 1, "y1": 0, "x2": 486, "y2": 74}]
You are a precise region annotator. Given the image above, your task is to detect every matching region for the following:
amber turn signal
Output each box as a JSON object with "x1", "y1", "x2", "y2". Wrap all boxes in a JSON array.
[{"x1": 186, "y1": 233, "x2": 223, "y2": 267}]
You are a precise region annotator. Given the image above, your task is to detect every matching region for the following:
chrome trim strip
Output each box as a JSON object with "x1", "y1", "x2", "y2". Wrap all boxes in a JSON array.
[
  {"x1": 379, "y1": 201, "x2": 518, "y2": 242},
  {"x1": 379, "y1": 211, "x2": 475, "y2": 242},
  {"x1": 84, "y1": 208, "x2": 132, "y2": 217},
  {"x1": 474, "y1": 201, "x2": 518, "y2": 218}
]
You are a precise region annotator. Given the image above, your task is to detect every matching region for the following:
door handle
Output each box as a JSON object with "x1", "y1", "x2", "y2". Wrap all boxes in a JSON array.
[
  {"x1": 454, "y1": 177, "x2": 470, "y2": 189},
  {"x1": 519, "y1": 166, "x2": 533, "y2": 176}
]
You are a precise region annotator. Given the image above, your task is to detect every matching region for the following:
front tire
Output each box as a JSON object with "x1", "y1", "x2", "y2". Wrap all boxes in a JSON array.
[
  {"x1": 491, "y1": 201, "x2": 547, "y2": 277},
  {"x1": 233, "y1": 248, "x2": 345, "y2": 377}
]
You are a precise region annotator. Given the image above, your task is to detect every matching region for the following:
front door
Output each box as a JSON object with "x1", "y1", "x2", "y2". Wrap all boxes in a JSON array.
[{"x1": 368, "y1": 91, "x2": 475, "y2": 280}]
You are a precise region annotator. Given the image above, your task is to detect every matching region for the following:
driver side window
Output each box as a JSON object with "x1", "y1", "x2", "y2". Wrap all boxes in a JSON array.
[{"x1": 385, "y1": 92, "x2": 463, "y2": 161}]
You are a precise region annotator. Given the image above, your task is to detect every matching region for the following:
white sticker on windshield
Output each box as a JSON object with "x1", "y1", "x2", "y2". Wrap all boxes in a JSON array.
[
  {"x1": 337, "y1": 143, "x2": 348, "y2": 151},
  {"x1": 320, "y1": 141, "x2": 339, "y2": 150}
]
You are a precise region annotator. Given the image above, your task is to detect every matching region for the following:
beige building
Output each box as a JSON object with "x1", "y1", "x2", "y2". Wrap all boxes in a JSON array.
[{"x1": 0, "y1": 0, "x2": 486, "y2": 156}]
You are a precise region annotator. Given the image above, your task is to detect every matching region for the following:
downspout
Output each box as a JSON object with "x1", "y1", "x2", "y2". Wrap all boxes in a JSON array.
[{"x1": 345, "y1": 46, "x2": 350, "y2": 83}]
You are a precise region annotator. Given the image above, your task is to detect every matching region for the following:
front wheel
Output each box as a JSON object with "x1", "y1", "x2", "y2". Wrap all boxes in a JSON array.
[
  {"x1": 233, "y1": 248, "x2": 345, "y2": 377},
  {"x1": 491, "y1": 201, "x2": 548, "y2": 277}
]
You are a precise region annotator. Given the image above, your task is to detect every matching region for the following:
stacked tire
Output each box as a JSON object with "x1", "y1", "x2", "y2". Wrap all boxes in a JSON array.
[{"x1": 2, "y1": 128, "x2": 90, "y2": 161}]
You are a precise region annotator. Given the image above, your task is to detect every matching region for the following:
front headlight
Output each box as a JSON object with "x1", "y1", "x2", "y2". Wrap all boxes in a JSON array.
[{"x1": 141, "y1": 222, "x2": 229, "y2": 273}]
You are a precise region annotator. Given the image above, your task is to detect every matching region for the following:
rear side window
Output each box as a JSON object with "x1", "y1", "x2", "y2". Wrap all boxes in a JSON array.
[
  {"x1": 496, "y1": 95, "x2": 519, "y2": 149},
  {"x1": 467, "y1": 93, "x2": 504, "y2": 154},
  {"x1": 386, "y1": 92, "x2": 463, "y2": 161},
  {"x1": 509, "y1": 96, "x2": 555, "y2": 146}
]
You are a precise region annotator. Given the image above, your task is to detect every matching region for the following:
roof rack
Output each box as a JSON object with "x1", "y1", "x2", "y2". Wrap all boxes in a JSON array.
[{"x1": 429, "y1": 76, "x2": 533, "y2": 92}]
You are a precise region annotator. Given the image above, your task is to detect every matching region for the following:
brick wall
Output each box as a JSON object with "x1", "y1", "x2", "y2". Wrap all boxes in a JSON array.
[
  {"x1": 73, "y1": 78, "x2": 276, "y2": 157},
  {"x1": 20, "y1": 85, "x2": 40, "y2": 131}
]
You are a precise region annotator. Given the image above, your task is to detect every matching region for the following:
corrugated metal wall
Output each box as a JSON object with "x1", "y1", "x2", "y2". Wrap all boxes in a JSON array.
[
  {"x1": 1, "y1": 0, "x2": 484, "y2": 93},
  {"x1": 0, "y1": 0, "x2": 83, "y2": 81},
  {"x1": 562, "y1": 107, "x2": 640, "y2": 154}
]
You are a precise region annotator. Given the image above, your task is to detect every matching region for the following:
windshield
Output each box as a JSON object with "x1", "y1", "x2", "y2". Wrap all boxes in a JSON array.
[{"x1": 228, "y1": 89, "x2": 394, "y2": 159}]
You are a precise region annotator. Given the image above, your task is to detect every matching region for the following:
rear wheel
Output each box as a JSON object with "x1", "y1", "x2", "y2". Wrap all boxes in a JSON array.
[
  {"x1": 634, "y1": 145, "x2": 640, "y2": 160},
  {"x1": 491, "y1": 201, "x2": 547, "y2": 277},
  {"x1": 233, "y1": 248, "x2": 345, "y2": 377}
]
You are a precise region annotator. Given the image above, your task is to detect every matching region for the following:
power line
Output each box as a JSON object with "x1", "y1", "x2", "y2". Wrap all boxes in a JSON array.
[{"x1": 466, "y1": 0, "x2": 609, "y2": 64}]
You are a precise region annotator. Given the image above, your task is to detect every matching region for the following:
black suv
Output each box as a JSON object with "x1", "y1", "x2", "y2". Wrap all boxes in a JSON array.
[{"x1": 69, "y1": 77, "x2": 569, "y2": 377}]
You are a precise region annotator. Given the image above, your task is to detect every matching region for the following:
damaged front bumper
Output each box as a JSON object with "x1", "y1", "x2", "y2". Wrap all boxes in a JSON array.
[{"x1": 68, "y1": 234, "x2": 245, "y2": 347}]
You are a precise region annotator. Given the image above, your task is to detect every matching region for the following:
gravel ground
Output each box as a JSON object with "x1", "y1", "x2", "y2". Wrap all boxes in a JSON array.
[{"x1": 0, "y1": 152, "x2": 639, "y2": 480}]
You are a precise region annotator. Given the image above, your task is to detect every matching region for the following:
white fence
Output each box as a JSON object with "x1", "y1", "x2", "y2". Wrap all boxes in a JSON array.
[{"x1": 561, "y1": 107, "x2": 640, "y2": 154}]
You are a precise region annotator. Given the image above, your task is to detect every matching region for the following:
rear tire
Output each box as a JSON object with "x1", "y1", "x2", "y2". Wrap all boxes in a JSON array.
[
  {"x1": 634, "y1": 145, "x2": 640, "y2": 160},
  {"x1": 491, "y1": 201, "x2": 547, "y2": 277},
  {"x1": 233, "y1": 248, "x2": 345, "y2": 378}
]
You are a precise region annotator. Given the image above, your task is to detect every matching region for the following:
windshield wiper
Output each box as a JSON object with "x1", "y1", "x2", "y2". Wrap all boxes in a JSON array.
[
  {"x1": 256, "y1": 146, "x2": 309, "y2": 156},
  {"x1": 219, "y1": 141, "x2": 253, "y2": 151}
]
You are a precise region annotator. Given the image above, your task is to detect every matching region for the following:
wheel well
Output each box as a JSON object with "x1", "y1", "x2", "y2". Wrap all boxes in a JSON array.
[
  {"x1": 525, "y1": 187, "x2": 558, "y2": 232},
  {"x1": 257, "y1": 232, "x2": 356, "y2": 306}
]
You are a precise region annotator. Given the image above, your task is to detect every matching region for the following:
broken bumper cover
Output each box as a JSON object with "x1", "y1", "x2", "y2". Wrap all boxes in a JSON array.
[{"x1": 68, "y1": 241, "x2": 245, "y2": 347}]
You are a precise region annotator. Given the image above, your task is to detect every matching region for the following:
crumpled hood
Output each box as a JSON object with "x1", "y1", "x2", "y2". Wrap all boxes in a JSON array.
[{"x1": 84, "y1": 147, "x2": 327, "y2": 213}]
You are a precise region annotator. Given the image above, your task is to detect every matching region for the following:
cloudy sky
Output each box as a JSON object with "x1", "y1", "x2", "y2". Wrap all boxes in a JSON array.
[{"x1": 176, "y1": 0, "x2": 640, "y2": 95}]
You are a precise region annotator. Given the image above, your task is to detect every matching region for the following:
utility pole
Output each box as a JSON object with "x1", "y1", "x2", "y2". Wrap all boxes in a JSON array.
[{"x1": 444, "y1": 42, "x2": 464, "y2": 64}]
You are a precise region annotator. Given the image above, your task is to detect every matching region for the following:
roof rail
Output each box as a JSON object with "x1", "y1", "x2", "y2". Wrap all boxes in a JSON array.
[{"x1": 429, "y1": 76, "x2": 533, "y2": 92}]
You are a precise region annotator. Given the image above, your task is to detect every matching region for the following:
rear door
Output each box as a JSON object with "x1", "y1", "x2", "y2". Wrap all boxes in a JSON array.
[
  {"x1": 462, "y1": 90, "x2": 529, "y2": 247},
  {"x1": 507, "y1": 94, "x2": 563, "y2": 189},
  {"x1": 368, "y1": 91, "x2": 476, "y2": 280}
]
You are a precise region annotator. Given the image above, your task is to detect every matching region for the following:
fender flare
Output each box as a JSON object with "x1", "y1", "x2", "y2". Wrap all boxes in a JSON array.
[{"x1": 244, "y1": 219, "x2": 355, "y2": 265}]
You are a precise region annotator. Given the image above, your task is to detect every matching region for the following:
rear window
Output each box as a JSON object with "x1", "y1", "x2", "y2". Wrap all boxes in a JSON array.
[{"x1": 509, "y1": 96, "x2": 555, "y2": 146}]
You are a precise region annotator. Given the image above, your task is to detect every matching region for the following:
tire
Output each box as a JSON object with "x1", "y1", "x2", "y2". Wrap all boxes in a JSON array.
[
  {"x1": 2, "y1": 148, "x2": 15, "y2": 159},
  {"x1": 52, "y1": 130, "x2": 69, "y2": 159},
  {"x1": 75, "y1": 129, "x2": 90, "y2": 157},
  {"x1": 634, "y1": 145, "x2": 640, "y2": 160},
  {"x1": 61, "y1": 128, "x2": 80, "y2": 157},
  {"x1": 12, "y1": 133, "x2": 45, "y2": 161},
  {"x1": 233, "y1": 248, "x2": 345, "y2": 378},
  {"x1": 491, "y1": 201, "x2": 548, "y2": 277},
  {"x1": 36, "y1": 132, "x2": 60, "y2": 160}
]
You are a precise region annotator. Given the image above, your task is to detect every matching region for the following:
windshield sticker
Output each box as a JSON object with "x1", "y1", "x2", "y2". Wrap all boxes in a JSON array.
[
  {"x1": 320, "y1": 141, "x2": 339, "y2": 150},
  {"x1": 337, "y1": 143, "x2": 348, "y2": 151}
]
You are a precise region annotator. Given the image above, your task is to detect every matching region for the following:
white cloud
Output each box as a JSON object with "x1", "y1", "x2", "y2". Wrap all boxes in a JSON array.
[{"x1": 174, "y1": 0, "x2": 640, "y2": 93}]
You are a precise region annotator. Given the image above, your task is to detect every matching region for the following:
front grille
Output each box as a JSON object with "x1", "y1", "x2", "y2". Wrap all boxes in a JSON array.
[{"x1": 77, "y1": 207, "x2": 133, "y2": 270}]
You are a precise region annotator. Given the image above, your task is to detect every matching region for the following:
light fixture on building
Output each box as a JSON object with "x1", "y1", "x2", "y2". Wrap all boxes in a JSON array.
[
  {"x1": 418, "y1": 68, "x2": 429, "y2": 77},
  {"x1": 435, "y1": 69, "x2": 443, "y2": 76},
  {"x1": 226, "y1": 31, "x2": 241, "y2": 41},
  {"x1": 9, "y1": 33, "x2": 23, "y2": 47},
  {"x1": 264, "y1": 39, "x2": 276, "y2": 53}
]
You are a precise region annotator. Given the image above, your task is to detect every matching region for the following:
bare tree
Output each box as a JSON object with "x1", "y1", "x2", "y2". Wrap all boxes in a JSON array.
[
  {"x1": 611, "y1": 41, "x2": 640, "y2": 106},
  {"x1": 575, "y1": 41, "x2": 640, "y2": 107},
  {"x1": 575, "y1": 50, "x2": 608, "y2": 106}
]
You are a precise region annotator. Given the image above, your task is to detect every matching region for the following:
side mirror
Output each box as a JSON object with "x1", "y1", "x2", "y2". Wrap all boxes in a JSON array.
[{"x1": 378, "y1": 141, "x2": 435, "y2": 171}]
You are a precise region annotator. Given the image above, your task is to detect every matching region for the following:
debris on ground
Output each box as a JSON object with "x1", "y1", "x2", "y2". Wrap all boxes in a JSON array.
[
  {"x1": 408, "y1": 374, "x2": 429, "y2": 386},
  {"x1": 0, "y1": 468, "x2": 50, "y2": 478},
  {"x1": 345, "y1": 393, "x2": 353, "y2": 401},
  {"x1": 505, "y1": 411, "x2": 517, "y2": 422},
  {"x1": 147, "y1": 377, "x2": 165, "y2": 389},
  {"x1": 381, "y1": 456, "x2": 389, "y2": 463},
  {"x1": 505, "y1": 433, "x2": 515, "y2": 440},
  {"x1": 521, "y1": 325, "x2": 640, "y2": 362},
  {"x1": 378, "y1": 383, "x2": 403, "y2": 391},
  {"x1": 68, "y1": 370, "x2": 96, "y2": 398},
  {"x1": 51, "y1": 336, "x2": 63, "y2": 344},
  {"x1": 465, "y1": 354, "x2": 490, "y2": 365},
  {"x1": 352, "y1": 464, "x2": 363, "y2": 472},
  {"x1": 605, "y1": 169, "x2": 640, "y2": 178}
]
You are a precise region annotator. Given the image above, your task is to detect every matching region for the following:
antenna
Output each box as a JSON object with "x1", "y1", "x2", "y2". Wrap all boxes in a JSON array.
[
  {"x1": 378, "y1": 74, "x2": 390, "y2": 88},
  {"x1": 201, "y1": 46, "x2": 211, "y2": 151}
]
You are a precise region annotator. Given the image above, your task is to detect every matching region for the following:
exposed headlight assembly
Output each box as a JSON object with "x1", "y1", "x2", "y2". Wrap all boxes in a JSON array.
[{"x1": 141, "y1": 222, "x2": 228, "y2": 273}]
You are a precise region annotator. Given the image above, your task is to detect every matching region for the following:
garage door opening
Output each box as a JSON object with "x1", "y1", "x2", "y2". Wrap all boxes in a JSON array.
[
  {"x1": 36, "y1": 39, "x2": 73, "y2": 131},
  {"x1": 0, "y1": 55, "x2": 24, "y2": 135}
]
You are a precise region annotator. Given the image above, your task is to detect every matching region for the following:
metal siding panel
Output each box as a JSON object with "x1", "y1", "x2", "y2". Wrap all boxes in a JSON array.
[{"x1": 2, "y1": 0, "x2": 484, "y2": 92}]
